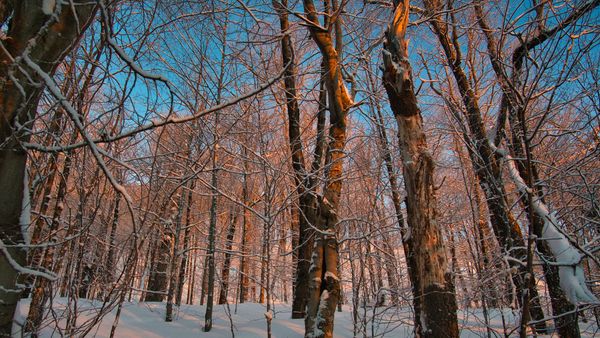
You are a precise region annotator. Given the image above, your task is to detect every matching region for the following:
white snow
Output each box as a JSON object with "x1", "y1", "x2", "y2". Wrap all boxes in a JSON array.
[
  {"x1": 505, "y1": 155, "x2": 598, "y2": 304},
  {"x1": 13, "y1": 298, "x2": 599, "y2": 337},
  {"x1": 42, "y1": 0, "x2": 56, "y2": 15},
  {"x1": 324, "y1": 271, "x2": 339, "y2": 281},
  {"x1": 0, "y1": 238, "x2": 56, "y2": 281}
]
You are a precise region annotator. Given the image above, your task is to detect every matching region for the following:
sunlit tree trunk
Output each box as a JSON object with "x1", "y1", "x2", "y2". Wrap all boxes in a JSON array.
[
  {"x1": 382, "y1": 1, "x2": 459, "y2": 336},
  {"x1": 301, "y1": 0, "x2": 353, "y2": 335},
  {"x1": 272, "y1": 0, "x2": 320, "y2": 318},
  {"x1": 422, "y1": 0, "x2": 549, "y2": 329},
  {"x1": 473, "y1": 1, "x2": 599, "y2": 334}
]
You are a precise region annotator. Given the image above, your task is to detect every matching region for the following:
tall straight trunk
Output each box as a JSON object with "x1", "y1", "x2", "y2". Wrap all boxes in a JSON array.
[
  {"x1": 106, "y1": 193, "x2": 122, "y2": 289},
  {"x1": 381, "y1": 234, "x2": 400, "y2": 306},
  {"x1": 218, "y1": 209, "x2": 238, "y2": 304},
  {"x1": 142, "y1": 235, "x2": 158, "y2": 302},
  {"x1": 177, "y1": 181, "x2": 195, "y2": 306},
  {"x1": 239, "y1": 154, "x2": 252, "y2": 304},
  {"x1": 279, "y1": 219, "x2": 289, "y2": 303},
  {"x1": 203, "y1": 149, "x2": 218, "y2": 332},
  {"x1": 272, "y1": 0, "x2": 321, "y2": 318},
  {"x1": 145, "y1": 229, "x2": 173, "y2": 302},
  {"x1": 200, "y1": 252, "x2": 209, "y2": 305},
  {"x1": 186, "y1": 233, "x2": 197, "y2": 305},
  {"x1": 0, "y1": 3, "x2": 96, "y2": 334},
  {"x1": 166, "y1": 185, "x2": 189, "y2": 321},
  {"x1": 290, "y1": 201, "x2": 300, "y2": 301},
  {"x1": 259, "y1": 221, "x2": 268, "y2": 304},
  {"x1": 382, "y1": 2, "x2": 459, "y2": 336}
]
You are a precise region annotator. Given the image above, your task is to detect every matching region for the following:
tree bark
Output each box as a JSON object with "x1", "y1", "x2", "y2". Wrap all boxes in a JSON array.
[
  {"x1": 145, "y1": 227, "x2": 173, "y2": 302},
  {"x1": 177, "y1": 180, "x2": 195, "y2": 306},
  {"x1": 382, "y1": 2, "x2": 459, "y2": 336},
  {"x1": 301, "y1": 0, "x2": 353, "y2": 336},
  {"x1": 218, "y1": 209, "x2": 238, "y2": 304},
  {"x1": 0, "y1": 2, "x2": 96, "y2": 335},
  {"x1": 272, "y1": 0, "x2": 320, "y2": 318},
  {"x1": 422, "y1": 0, "x2": 548, "y2": 328},
  {"x1": 166, "y1": 185, "x2": 189, "y2": 321},
  {"x1": 239, "y1": 154, "x2": 252, "y2": 304},
  {"x1": 203, "y1": 148, "x2": 218, "y2": 332}
]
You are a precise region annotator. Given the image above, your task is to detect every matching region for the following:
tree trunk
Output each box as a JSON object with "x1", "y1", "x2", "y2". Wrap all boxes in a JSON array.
[
  {"x1": 177, "y1": 181, "x2": 195, "y2": 306},
  {"x1": 106, "y1": 193, "x2": 122, "y2": 291},
  {"x1": 382, "y1": 2, "x2": 459, "y2": 336},
  {"x1": 203, "y1": 149, "x2": 218, "y2": 332},
  {"x1": 166, "y1": 186, "x2": 189, "y2": 321},
  {"x1": 301, "y1": 0, "x2": 353, "y2": 335},
  {"x1": 0, "y1": 2, "x2": 96, "y2": 335},
  {"x1": 239, "y1": 158, "x2": 252, "y2": 304},
  {"x1": 187, "y1": 233, "x2": 197, "y2": 305},
  {"x1": 218, "y1": 209, "x2": 238, "y2": 304},
  {"x1": 145, "y1": 228, "x2": 173, "y2": 302},
  {"x1": 422, "y1": 0, "x2": 549, "y2": 328},
  {"x1": 272, "y1": 0, "x2": 321, "y2": 318},
  {"x1": 200, "y1": 255, "x2": 209, "y2": 306},
  {"x1": 259, "y1": 220, "x2": 267, "y2": 304}
]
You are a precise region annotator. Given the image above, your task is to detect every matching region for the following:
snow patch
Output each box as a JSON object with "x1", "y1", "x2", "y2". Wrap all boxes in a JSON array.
[
  {"x1": 324, "y1": 271, "x2": 339, "y2": 281},
  {"x1": 42, "y1": 0, "x2": 56, "y2": 15},
  {"x1": 13, "y1": 298, "x2": 599, "y2": 337}
]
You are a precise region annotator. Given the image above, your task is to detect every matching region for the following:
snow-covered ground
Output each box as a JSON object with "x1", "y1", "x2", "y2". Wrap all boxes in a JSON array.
[{"x1": 13, "y1": 298, "x2": 599, "y2": 337}]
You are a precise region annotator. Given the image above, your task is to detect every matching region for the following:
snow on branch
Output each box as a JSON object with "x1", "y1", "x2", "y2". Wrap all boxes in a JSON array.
[
  {"x1": 23, "y1": 65, "x2": 288, "y2": 154},
  {"x1": 0, "y1": 238, "x2": 57, "y2": 281},
  {"x1": 23, "y1": 54, "x2": 134, "y2": 208},
  {"x1": 500, "y1": 146, "x2": 598, "y2": 304}
]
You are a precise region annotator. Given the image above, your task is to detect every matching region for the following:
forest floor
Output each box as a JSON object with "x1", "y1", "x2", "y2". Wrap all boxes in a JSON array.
[{"x1": 13, "y1": 298, "x2": 599, "y2": 337}]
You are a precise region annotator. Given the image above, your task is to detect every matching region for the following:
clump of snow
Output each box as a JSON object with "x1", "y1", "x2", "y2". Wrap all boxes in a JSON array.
[
  {"x1": 0, "y1": 238, "x2": 56, "y2": 281},
  {"x1": 320, "y1": 290, "x2": 329, "y2": 301},
  {"x1": 42, "y1": 0, "x2": 56, "y2": 15},
  {"x1": 324, "y1": 271, "x2": 339, "y2": 281},
  {"x1": 505, "y1": 155, "x2": 598, "y2": 304}
]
